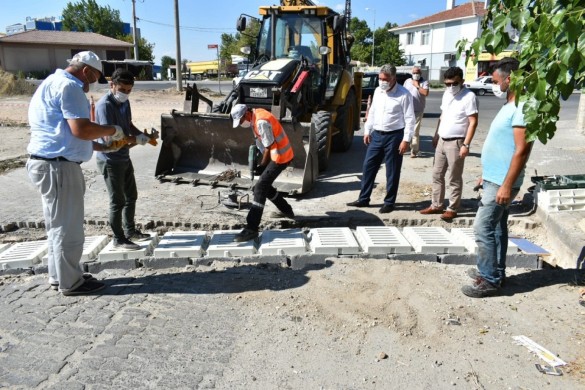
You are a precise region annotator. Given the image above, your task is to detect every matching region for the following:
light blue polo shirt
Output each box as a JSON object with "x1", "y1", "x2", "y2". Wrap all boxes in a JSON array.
[
  {"x1": 27, "y1": 69, "x2": 93, "y2": 162},
  {"x1": 481, "y1": 101, "x2": 526, "y2": 188}
]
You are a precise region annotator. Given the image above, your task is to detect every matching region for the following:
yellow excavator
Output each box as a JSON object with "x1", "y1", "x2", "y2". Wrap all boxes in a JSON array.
[{"x1": 155, "y1": 0, "x2": 361, "y2": 195}]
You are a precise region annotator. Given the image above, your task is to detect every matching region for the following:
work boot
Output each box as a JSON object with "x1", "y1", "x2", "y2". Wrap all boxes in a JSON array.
[
  {"x1": 270, "y1": 210, "x2": 295, "y2": 219},
  {"x1": 347, "y1": 200, "x2": 369, "y2": 207},
  {"x1": 467, "y1": 268, "x2": 505, "y2": 287},
  {"x1": 461, "y1": 277, "x2": 499, "y2": 298},
  {"x1": 127, "y1": 230, "x2": 150, "y2": 240},
  {"x1": 234, "y1": 228, "x2": 258, "y2": 242},
  {"x1": 113, "y1": 238, "x2": 141, "y2": 251}
]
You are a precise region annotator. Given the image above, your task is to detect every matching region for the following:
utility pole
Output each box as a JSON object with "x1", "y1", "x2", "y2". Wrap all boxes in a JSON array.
[
  {"x1": 174, "y1": 0, "x2": 182, "y2": 91},
  {"x1": 132, "y1": 0, "x2": 139, "y2": 60}
]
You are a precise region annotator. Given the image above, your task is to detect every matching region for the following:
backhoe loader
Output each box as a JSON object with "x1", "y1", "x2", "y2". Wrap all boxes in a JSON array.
[{"x1": 155, "y1": 0, "x2": 361, "y2": 195}]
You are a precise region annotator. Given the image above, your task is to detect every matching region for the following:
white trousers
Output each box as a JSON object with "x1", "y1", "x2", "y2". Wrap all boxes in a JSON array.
[{"x1": 27, "y1": 159, "x2": 86, "y2": 292}]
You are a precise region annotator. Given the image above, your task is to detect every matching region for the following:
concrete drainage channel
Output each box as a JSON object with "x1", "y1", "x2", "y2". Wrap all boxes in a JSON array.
[{"x1": 0, "y1": 220, "x2": 543, "y2": 276}]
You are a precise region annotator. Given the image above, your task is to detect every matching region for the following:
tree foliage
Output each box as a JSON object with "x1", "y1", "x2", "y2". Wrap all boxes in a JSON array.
[
  {"x1": 116, "y1": 35, "x2": 155, "y2": 62},
  {"x1": 219, "y1": 19, "x2": 260, "y2": 65},
  {"x1": 62, "y1": 0, "x2": 156, "y2": 63},
  {"x1": 349, "y1": 18, "x2": 404, "y2": 66},
  {"x1": 62, "y1": 0, "x2": 124, "y2": 37},
  {"x1": 457, "y1": 0, "x2": 585, "y2": 143},
  {"x1": 160, "y1": 55, "x2": 176, "y2": 81}
]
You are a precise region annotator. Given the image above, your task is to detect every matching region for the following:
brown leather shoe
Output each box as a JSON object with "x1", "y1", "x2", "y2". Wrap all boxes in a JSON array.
[
  {"x1": 419, "y1": 206, "x2": 444, "y2": 215},
  {"x1": 440, "y1": 210, "x2": 457, "y2": 221}
]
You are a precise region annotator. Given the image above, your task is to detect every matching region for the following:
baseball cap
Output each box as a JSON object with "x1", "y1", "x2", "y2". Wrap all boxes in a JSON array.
[
  {"x1": 230, "y1": 104, "x2": 248, "y2": 128},
  {"x1": 69, "y1": 51, "x2": 107, "y2": 84}
]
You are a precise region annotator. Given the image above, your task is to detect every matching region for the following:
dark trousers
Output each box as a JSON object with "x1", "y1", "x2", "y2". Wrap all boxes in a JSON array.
[
  {"x1": 358, "y1": 129, "x2": 405, "y2": 206},
  {"x1": 97, "y1": 159, "x2": 138, "y2": 240},
  {"x1": 247, "y1": 160, "x2": 293, "y2": 230}
]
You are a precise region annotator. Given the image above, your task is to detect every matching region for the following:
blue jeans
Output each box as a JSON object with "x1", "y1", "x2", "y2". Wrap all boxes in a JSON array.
[
  {"x1": 474, "y1": 180, "x2": 519, "y2": 285},
  {"x1": 358, "y1": 129, "x2": 404, "y2": 206}
]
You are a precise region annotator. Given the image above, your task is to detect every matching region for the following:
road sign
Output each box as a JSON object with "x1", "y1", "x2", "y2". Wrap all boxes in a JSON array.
[{"x1": 207, "y1": 44, "x2": 218, "y2": 49}]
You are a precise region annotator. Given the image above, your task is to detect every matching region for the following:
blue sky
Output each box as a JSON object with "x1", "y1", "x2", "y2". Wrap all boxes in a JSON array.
[{"x1": 0, "y1": 0, "x2": 456, "y2": 64}]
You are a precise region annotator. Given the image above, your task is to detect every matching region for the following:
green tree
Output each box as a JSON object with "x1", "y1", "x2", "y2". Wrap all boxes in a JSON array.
[
  {"x1": 349, "y1": 17, "x2": 373, "y2": 65},
  {"x1": 349, "y1": 18, "x2": 404, "y2": 66},
  {"x1": 161, "y1": 55, "x2": 176, "y2": 81},
  {"x1": 117, "y1": 35, "x2": 155, "y2": 62},
  {"x1": 375, "y1": 22, "x2": 405, "y2": 66},
  {"x1": 457, "y1": 0, "x2": 585, "y2": 143},
  {"x1": 62, "y1": 0, "x2": 124, "y2": 37},
  {"x1": 219, "y1": 18, "x2": 260, "y2": 65}
]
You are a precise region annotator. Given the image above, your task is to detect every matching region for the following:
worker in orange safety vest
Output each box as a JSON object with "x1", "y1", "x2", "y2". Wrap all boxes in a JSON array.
[{"x1": 230, "y1": 104, "x2": 295, "y2": 242}]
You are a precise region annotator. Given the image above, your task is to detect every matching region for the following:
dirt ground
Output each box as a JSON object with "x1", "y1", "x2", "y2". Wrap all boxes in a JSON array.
[{"x1": 1, "y1": 88, "x2": 584, "y2": 387}]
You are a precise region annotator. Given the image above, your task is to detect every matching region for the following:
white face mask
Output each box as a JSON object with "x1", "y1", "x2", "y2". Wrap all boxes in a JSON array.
[
  {"x1": 240, "y1": 120, "x2": 251, "y2": 128},
  {"x1": 492, "y1": 84, "x2": 507, "y2": 99},
  {"x1": 114, "y1": 91, "x2": 129, "y2": 103},
  {"x1": 379, "y1": 81, "x2": 390, "y2": 91},
  {"x1": 446, "y1": 85, "x2": 461, "y2": 95},
  {"x1": 83, "y1": 68, "x2": 98, "y2": 93},
  {"x1": 412, "y1": 74, "x2": 421, "y2": 81}
]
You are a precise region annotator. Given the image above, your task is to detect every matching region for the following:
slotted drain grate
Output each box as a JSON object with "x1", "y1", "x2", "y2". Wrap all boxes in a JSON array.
[
  {"x1": 402, "y1": 227, "x2": 466, "y2": 254},
  {"x1": 154, "y1": 231, "x2": 206, "y2": 258},
  {"x1": 259, "y1": 229, "x2": 307, "y2": 256},
  {"x1": 207, "y1": 230, "x2": 257, "y2": 257},
  {"x1": 308, "y1": 228, "x2": 360, "y2": 255},
  {"x1": 354, "y1": 226, "x2": 413, "y2": 254}
]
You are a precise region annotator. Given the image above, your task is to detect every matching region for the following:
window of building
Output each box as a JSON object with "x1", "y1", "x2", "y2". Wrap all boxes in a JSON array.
[
  {"x1": 421, "y1": 30, "x2": 430, "y2": 45},
  {"x1": 406, "y1": 32, "x2": 415, "y2": 45}
]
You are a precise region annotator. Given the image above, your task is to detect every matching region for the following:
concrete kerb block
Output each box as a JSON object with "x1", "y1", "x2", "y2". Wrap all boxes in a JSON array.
[
  {"x1": 85, "y1": 259, "x2": 138, "y2": 273},
  {"x1": 439, "y1": 253, "x2": 476, "y2": 265},
  {"x1": 140, "y1": 257, "x2": 191, "y2": 269},
  {"x1": 387, "y1": 253, "x2": 438, "y2": 262},
  {"x1": 240, "y1": 254, "x2": 288, "y2": 265},
  {"x1": 507, "y1": 253, "x2": 540, "y2": 269},
  {"x1": 33, "y1": 265, "x2": 49, "y2": 274},
  {"x1": 289, "y1": 253, "x2": 328, "y2": 270},
  {"x1": 0, "y1": 268, "x2": 34, "y2": 276}
]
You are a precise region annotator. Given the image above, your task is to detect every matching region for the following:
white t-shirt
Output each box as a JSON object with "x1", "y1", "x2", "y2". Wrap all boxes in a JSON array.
[{"x1": 437, "y1": 88, "x2": 478, "y2": 138}]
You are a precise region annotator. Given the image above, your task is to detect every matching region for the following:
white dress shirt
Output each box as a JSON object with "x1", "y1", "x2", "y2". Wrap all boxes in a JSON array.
[{"x1": 364, "y1": 83, "x2": 416, "y2": 142}]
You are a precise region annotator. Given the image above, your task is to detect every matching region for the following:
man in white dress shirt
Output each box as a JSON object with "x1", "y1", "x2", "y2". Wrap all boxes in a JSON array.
[{"x1": 347, "y1": 64, "x2": 415, "y2": 213}]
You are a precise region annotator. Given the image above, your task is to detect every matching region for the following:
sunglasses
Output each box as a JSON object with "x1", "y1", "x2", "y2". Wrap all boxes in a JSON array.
[{"x1": 444, "y1": 82, "x2": 460, "y2": 87}]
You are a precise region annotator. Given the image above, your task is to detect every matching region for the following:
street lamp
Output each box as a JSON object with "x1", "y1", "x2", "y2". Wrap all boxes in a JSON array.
[{"x1": 366, "y1": 7, "x2": 376, "y2": 67}]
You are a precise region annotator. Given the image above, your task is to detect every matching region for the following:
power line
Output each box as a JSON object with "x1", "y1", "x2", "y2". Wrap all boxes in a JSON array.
[{"x1": 138, "y1": 17, "x2": 237, "y2": 32}]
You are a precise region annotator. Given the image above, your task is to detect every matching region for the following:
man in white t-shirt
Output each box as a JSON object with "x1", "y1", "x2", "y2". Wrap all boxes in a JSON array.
[
  {"x1": 419, "y1": 67, "x2": 478, "y2": 221},
  {"x1": 403, "y1": 65, "x2": 429, "y2": 157}
]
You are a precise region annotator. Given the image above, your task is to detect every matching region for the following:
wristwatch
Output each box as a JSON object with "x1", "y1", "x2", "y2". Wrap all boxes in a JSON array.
[{"x1": 462, "y1": 143, "x2": 470, "y2": 149}]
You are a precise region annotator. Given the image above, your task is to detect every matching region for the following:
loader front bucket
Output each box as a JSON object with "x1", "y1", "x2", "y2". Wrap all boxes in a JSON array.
[{"x1": 155, "y1": 111, "x2": 318, "y2": 195}]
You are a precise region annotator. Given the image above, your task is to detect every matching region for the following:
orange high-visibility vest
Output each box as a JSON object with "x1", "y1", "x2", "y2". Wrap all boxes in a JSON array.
[{"x1": 252, "y1": 108, "x2": 294, "y2": 164}]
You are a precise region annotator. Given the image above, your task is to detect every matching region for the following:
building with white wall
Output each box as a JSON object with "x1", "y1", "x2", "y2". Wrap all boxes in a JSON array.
[{"x1": 390, "y1": 1, "x2": 486, "y2": 82}]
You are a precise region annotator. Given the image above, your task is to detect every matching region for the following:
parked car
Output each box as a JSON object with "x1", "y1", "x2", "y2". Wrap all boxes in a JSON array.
[
  {"x1": 464, "y1": 76, "x2": 493, "y2": 96},
  {"x1": 360, "y1": 72, "x2": 412, "y2": 114},
  {"x1": 232, "y1": 69, "x2": 247, "y2": 89}
]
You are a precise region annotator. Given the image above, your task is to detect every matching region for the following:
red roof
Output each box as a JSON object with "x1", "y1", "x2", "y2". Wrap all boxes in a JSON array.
[
  {"x1": 0, "y1": 30, "x2": 132, "y2": 47},
  {"x1": 392, "y1": 2, "x2": 486, "y2": 31}
]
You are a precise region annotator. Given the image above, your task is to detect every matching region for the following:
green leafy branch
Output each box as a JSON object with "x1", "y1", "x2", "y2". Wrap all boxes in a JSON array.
[{"x1": 457, "y1": 0, "x2": 585, "y2": 144}]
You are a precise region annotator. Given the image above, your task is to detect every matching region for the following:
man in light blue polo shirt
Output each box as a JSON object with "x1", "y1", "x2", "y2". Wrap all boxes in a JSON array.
[
  {"x1": 27, "y1": 51, "x2": 125, "y2": 296},
  {"x1": 462, "y1": 57, "x2": 533, "y2": 298}
]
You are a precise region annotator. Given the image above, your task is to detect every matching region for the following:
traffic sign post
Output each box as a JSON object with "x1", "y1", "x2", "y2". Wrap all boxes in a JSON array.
[{"x1": 208, "y1": 44, "x2": 221, "y2": 94}]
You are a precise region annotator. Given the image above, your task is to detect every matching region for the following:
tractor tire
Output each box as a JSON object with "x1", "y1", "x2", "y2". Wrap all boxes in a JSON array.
[
  {"x1": 332, "y1": 89, "x2": 356, "y2": 152},
  {"x1": 312, "y1": 111, "x2": 332, "y2": 172}
]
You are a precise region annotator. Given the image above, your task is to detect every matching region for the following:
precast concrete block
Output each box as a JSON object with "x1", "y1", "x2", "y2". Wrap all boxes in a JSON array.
[
  {"x1": 354, "y1": 226, "x2": 413, "y2": 255},
  {"x1": 387, "y1": 253, "x2": 438, "y2": 262},
  {"x1": 153, "y1": 231, "x2": 206, "y2": 258},
  {"x1": 438, "y1": 253, "x2": 477, "y2": 265},
  {"x1": 85, "y1": 259, "x2": 138, "y2": 273},
  {"x1": 141, "y1": 257, "x2": 191, "y2": 269},
  {"x1": 206, "y1": 230, "x2": 257, "y2": 257}
]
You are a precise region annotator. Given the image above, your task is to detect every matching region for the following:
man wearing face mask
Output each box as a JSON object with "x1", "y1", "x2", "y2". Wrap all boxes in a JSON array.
[
  {"x1": 462, "y1": 57, "x2": 533, "y2": 298},
  {"x1": 230, "y1": 103, "x2": 295, "y2": 242},
  {"x1": 403, "y1": 65, "x2": 429, "y2": 157},
  {"x1": 95, "y1": 69, "x2": 151, "y2": 251},
  {"x1": 27, "y1": 51, "x2": 126, "y2": 296},
  {"x1": 420, "y1": 67, "x2": 478, "y2": 221},
  {"x1": 347, "y1": 64, "x2": 415, "y2": 213}
]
